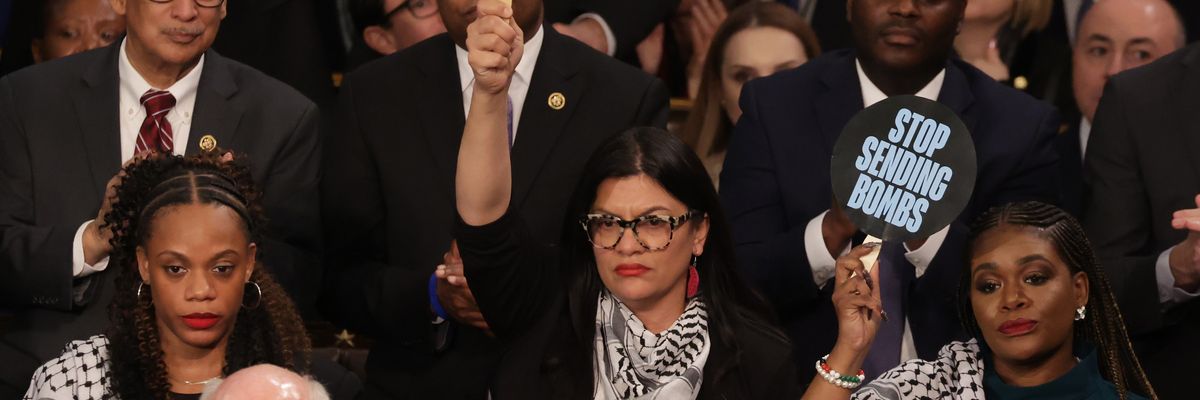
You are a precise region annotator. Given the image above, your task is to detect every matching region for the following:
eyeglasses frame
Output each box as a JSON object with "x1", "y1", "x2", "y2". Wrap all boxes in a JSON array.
[
  {"x1": 578, "y1": 210, "x2": 703, "y2": 251},
  {"x1": 382, "y1": 0, "x2": 440, "y2": 25}
]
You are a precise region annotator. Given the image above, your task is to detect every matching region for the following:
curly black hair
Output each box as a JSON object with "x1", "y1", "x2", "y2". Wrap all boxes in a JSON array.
[
  {"x1": 102, "y1": 151, "x2": 311, "y2": 399},
  {"x1": 960, "y1": 201, "x2": 1157, "y2": 400}
]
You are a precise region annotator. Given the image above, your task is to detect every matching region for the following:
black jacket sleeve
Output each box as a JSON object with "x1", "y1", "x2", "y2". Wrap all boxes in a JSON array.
[
  {"x1": 455, "y1": 210, "x2": 561, "y2": 343},
  {"x1": 0, "y1": 75, "x2": 82, "y2": 311}
]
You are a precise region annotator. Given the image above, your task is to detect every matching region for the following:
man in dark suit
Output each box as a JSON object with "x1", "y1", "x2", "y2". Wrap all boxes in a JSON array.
[
  {"x1": 0, "y1": 0, "x2": 320, "y2": 396},
  {"x1": 1057, "y1": 0, "x2": 1185, "y2": 216},
  {"x1": 1083, "y1": 42, "x2": 1200, "y2": 400},
  {"x1": 720, "y1": 0, "x2": 1059, "y2": 382},
  {"x1": 320, "y1": 0, "x2": 669, "y2": 397}
]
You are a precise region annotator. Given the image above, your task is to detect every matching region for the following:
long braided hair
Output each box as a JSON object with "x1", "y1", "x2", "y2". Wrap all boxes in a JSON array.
[
  {"x1": 103, "y1": 152, "x2": 310, "y2": 399},
  {"x1": 958, "y1": 201, "x2": 1156, "y2": 400}
]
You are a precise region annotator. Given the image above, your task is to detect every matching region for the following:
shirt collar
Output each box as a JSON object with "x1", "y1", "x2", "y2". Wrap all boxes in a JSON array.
[
  {"x1": 855, "y1": 59, "x2": 946, "y2": 107},
  {"x1": 456, "y1": 25, "x2": 545, "y2": 93},
  {"x1": 118, "y1": 37, "x2": 204, "y2": 107},
  {"x1": 1079, "y1": 117, "x2": 1092, "y2": 159}
]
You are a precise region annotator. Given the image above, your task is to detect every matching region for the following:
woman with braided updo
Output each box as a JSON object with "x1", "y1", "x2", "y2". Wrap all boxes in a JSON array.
[
  {"x1": 800, "y1": 201, "x2": 1157, "y2": 399},
  {"x1": 23, "y1": 152, "x2": 310, "y2": 400}
]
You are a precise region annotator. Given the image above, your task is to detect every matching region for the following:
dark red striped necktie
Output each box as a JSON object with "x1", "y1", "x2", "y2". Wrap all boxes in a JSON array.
[{"x1": 135, "y1": 90, "x2": 177, "y2": 154}]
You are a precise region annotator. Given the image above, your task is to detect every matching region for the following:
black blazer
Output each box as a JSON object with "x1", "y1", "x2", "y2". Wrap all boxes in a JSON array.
[
  {"x1": 320, "y1": 28, "x2": 668, "y2": 399},
  {"x1": 720, "y1": 49, "x2": 1060, "y2": 382},
  {"x1": 455, "y1": 212, "x2": 801, "y2": 400},
  {"x1": 1056, "y1": 116, "x2": 1085, "y2": 217},
  {"x1": 1083, "y1": 43, "x2": 1200, "y2": 400},
  {"x1": 0, "y1": 43, "x2": 321, "y2": 397}
]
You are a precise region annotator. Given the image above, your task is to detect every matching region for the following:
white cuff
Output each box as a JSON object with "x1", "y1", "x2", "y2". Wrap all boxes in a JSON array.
[
  {"x1": 903, "y1": 225, "x2": 949, "y2": 278},
  {"x1": 72, "y1": 220, "x2": 110, "y2": 278},
  {"x1": 1155, "y1": 247, "x2": 1200, "y2": 305},
  {"x1": 806, "y1": 210, "x2": 849, "y2": 287},
  {"x1": 573, "y1": 13, "x2": 616, "y2": 56}
]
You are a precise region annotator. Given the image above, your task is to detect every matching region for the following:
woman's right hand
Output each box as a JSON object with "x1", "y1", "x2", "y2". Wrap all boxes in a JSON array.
[
  {"x1": 466, "y1": 0, "x2": 524, "y2": 96},
  {"x1": 831, "y1": 244, "x2": 885, "y2": 355},
  {"x1": 456, "y1": 0, "x2": 520, "y2": 225}
]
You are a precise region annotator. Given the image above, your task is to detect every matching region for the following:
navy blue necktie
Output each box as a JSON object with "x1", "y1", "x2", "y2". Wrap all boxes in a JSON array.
[
  {"x1": 506, "y1": 95, "x2": 514, "y2": 149},
  {"x1": 861, "y1": 242, "x2": 914, "y2": 380}
]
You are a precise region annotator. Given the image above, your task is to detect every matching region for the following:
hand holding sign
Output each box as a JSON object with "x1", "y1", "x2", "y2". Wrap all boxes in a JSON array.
[{"x1": 812, "y1": 96, "x2": 975, "y2": 395}]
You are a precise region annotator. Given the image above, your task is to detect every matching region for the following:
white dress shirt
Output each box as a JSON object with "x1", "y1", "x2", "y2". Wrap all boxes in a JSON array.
[
  {"x1": 803, "y1": 60, "x2": 949, "y2": 362},
  {"x1": 70, "y1": 38, "x2": 204, "y2": 279},
  {"x1": 456, "y1": 26, "x2": 545, "y2": 143},
  {"x1": 572, "y1": 14, "x2": 617, "y2": 57},
  {"x1": 1079, "y1": 117, "x2": 1092, "y2": 162}
]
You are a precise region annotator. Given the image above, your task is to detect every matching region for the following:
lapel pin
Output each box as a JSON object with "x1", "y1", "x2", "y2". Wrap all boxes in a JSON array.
[
  {"x1": 199, "y1": 134, "x2": 218, "y2": 152},
  {"x1": 548, "y1": 92, "x2": 566, "y2": 110}
]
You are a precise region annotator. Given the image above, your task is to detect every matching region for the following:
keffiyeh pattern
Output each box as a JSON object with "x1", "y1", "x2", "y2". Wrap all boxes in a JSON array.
[{"x1": 593, "y1": 291, "x2": 710, "y2": 400}]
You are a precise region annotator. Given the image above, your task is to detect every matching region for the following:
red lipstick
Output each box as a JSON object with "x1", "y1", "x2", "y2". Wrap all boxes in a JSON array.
[
  {"x1": 615, "y1": 263, "x2": 650, "y2": 277},
  {"x1": 998, "y1": 318, "x2": 1038, "y2": 336},
  {"x1": 181, "y1": 313, "x2": 221, "y2": 330}
]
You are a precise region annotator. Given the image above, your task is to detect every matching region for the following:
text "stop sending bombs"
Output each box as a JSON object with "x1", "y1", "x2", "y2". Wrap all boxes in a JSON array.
[{"x1": 846, "y1": 108, "x2": 955, "y2": 233}]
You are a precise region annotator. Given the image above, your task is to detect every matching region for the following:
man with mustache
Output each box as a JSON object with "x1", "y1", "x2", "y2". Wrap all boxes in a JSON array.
[
  {"x1": 720, "y1": 0, "x2": 1060, "y2": 382},
  {"x1": 320, "y1": 0, "x2": 668, "y2": 396},
  {"x1": 0, "y1": 0, "x2": 321, "y2": 397}
]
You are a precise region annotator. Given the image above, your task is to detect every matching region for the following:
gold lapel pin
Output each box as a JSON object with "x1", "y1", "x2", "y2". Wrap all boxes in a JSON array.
[
  {"x1": 548, "y1": 92, "x2": 566, "y2": 110},
  {"x1": 199, "y1": 134, "x2": 218, "y2": 152}
]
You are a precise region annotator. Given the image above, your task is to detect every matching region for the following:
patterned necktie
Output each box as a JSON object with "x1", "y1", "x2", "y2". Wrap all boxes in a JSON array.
[
  {"x1": 135, "y1": 90, "x2": 176, "y2": 154},
  {"x1": 861, "y1": 242, "x2": 915, "y2": 380}
]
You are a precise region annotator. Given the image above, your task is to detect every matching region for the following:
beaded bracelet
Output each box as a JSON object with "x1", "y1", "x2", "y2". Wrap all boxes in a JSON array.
[{"x1": 815, "y1": 354, "x2": 865, "y2": 390}]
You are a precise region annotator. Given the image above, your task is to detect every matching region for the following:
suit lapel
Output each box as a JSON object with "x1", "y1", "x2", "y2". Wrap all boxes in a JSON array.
[
  {"x1": 936, "y1": 61, "x2": 978, "y2": 140},
  {"x1": 188, "y1": 50, "x2": 243, "y2": 155},
  {"x1": 816, "y1": 51, "x2": 865, "y2": 154},
  {"x1": 510, "y1": 28, "x2": 583, "y2": 208},
  {"x1": 73, "y1": 43, "x2": 123, "y2": 196},
  {"x1": 1173, "y1": 49, "x2": 1200, "y2": 181},
  {"x1": 416, "y1": 35, "x2": 467, "y2": 183}
]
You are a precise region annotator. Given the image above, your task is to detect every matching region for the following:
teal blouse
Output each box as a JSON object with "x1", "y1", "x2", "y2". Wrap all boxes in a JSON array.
[
  {"x1": 854, "y1": 340, "x2": 1152, "y2": 400},
  {"x1": 983, "y1": 348, "x2": 1149, "y2": 400}
]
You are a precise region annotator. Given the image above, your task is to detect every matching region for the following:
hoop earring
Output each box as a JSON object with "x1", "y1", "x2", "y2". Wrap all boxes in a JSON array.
[
  {"x1": 1074, "y1": 305, "x2": 1087, "y2": 321},
  {"x1": 242, "y1": 281, "x2": 262, "y2": 309},
  {"x1": 136, "y1": 282, "x2": 149, "y2": 301}
]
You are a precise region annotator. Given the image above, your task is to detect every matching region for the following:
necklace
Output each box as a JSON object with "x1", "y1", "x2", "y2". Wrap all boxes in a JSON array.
[{"x1": 178, "y1": 375, "x2": 223, "y2": 385}]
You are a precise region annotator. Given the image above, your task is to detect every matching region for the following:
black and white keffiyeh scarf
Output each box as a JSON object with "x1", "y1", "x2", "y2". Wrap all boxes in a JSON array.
[{"x1": 593, "y1": 291, "x2": 711, "y2": 400}]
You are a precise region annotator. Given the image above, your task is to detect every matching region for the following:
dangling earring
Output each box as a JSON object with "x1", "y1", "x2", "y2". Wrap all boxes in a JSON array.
[
  {"x1": 242, "y1": 281, "x2": 262, "y2": 309},
  {"x1": 687, "y1": 255, "x2": 700, "y2": 298},
  {"x1": 136, "y1": 282, "x2": 149, "y2": 301},
  {"x1": 1074, "y1": 305, "x2": 1087, "y2": 321}
]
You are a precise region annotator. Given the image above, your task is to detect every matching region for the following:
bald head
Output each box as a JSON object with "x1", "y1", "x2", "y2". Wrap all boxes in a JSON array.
[
  {"x1": 1073, "y1": 0, "x2": 1185, "y2": 122},
  {"x1": 199, "y1": 364, "x2": 329, "y2": 400}
]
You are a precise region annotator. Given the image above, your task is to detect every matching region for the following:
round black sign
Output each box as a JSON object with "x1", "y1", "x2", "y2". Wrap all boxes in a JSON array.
[{"x1": 830, "y1": 95, "x2": 976, "y2": 242}]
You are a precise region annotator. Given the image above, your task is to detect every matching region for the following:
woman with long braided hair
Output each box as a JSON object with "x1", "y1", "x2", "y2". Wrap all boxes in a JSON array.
[
  {"x1": 801, "y1": 201, "x2": 1156, "y2": 399},
  {"x1": 23, "y1": 152, "x2": 310, "y2": 399}
]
